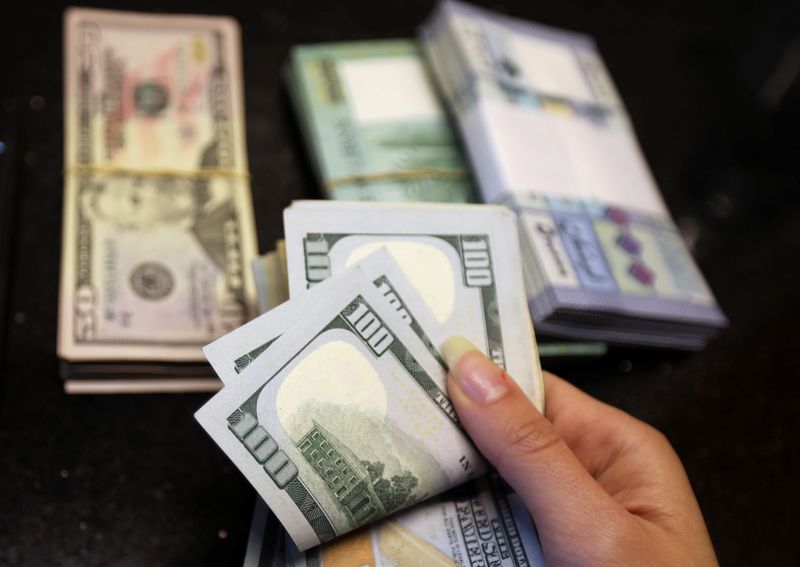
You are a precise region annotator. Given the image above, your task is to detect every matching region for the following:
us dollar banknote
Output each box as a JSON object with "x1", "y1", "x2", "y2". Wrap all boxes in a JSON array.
[
  {"x1": 196, "y1": 266, "x2": 486, "y2": 551},
  {"x1": 59, "y1": 8, "x2": 258, "y2": 362},
  {"x1": 248, "y1": 474, "x2": 544, "y2": 566},
  {"x1": 284, "y1": 201, "x2": 543, "y2": 409},
  {"x1": 206, "y1": 248, "x2": 445, "y2": 384}
]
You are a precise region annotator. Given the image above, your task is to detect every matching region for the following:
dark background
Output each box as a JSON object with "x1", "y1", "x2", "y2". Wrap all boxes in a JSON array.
[{"x1": 1, "y1": 0, "x2": 799, "y2": 565}]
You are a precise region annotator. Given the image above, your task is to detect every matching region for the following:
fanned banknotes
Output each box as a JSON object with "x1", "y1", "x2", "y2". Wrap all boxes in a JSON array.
[
  {"x1": 58, "y1": 8, "x2": 258, "y2": 392},
  {"x1": 285, "y1": 41, "x2": 475, "y2": 203},
  {"x1": 283, "y1": 200, "x2": 543, "y2": 408},
  {"x1": 197, "y1": 202, "x2": 545, "y2": 551},
  {"x1": 420, "y1": 0, "x2": 726, "y2": 348},
  {"x1": 196, "y1": 257, "x2": 491, "y2": 550}
]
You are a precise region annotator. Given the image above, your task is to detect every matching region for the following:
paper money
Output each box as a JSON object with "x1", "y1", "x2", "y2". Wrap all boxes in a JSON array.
[
  {"x1": 207, "y1": 248, "x2": 445, "y2": 385},
  {"x1": 247, "y1": 474, "x2": 544, "y2": 566},
  {"x1": 252, "y1": 248, "x2": 289, "y2": 314},
  {"x1": 420, "y1": 0, "x2": 726, "y2": 349},
  {"x1": 230, "y1": 251, "x2": 544, "y2": 564},
  {"x1": 196, "y1": 264, "x2": 486, "y2": 550},
  {"x1": 284, "y1": 201, "x2": 544, "y2": 409},
  {"x1": 238, "y1": 314, "x2": 545, "y2": 567},
  {"x1": 285, "y1": 41, "x2": 475, "y2": 203},
  {"x1": 58, "y1": 8, "x2": 258, "y2": 367}
]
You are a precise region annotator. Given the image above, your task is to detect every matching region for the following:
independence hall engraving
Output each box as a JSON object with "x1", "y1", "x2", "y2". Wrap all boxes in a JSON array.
[{"x1": 298, "y1": 420, "x2": 387, "y2": 525}]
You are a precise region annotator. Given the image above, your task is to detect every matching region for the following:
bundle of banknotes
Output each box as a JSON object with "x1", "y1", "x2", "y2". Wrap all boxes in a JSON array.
[
  {"x1": 197, "y1": 201, "x2": 546, "y2": 558},
  {"x1": 284, "y1": 40, "x2": 475, "y2": 204},
  {"x1": 57, "y1": 9, "x2": 259, "y2": 392},
  {"x1": 420, "y1": 0, "x2": 727, "y2": 348}
]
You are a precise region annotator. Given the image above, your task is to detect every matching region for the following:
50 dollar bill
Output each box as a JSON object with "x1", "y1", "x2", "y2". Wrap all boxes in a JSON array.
[{"x1": 59, "y1": 8, "x2": 257, "y2": 362}]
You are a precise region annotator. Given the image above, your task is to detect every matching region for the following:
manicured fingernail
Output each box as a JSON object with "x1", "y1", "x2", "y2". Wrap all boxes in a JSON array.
[{"x1": 441, "y1": 335, "x2": 509, "y2": 404}]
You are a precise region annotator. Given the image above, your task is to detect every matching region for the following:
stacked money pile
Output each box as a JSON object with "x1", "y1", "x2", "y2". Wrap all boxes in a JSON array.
[
  {"x1": 421, "y1": 0, "x2": 727, "y2": 349},
  {"x1": 279, "y1": 38, "x2": 606, "y2": 358},
  {"x1": 58, "y1": 9, "x2": 258, "y2": 393},
  {"x1": 284, "y1": 40, "x2": 475, "y2": 204},
  {"x1": 196, "y1": 201, "x2": 545, "y2": 558}
]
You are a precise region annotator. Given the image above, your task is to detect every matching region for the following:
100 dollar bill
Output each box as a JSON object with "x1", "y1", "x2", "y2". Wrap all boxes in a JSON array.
[
  {"x1": 59, "y1": 8, "x2": 257, "y2": 361},
  {"x1": 247, "y1": 474, "x2": 544, "y2": 566},
  {"x1": 284, "y1": 201, "x2": 543, "y2": 409},
  {"x1": 206, "y1": 248, "x2": 445, "y2": 384},
  {"x1": 196, "y1": 266, "x2": 486, "y2": 550}
]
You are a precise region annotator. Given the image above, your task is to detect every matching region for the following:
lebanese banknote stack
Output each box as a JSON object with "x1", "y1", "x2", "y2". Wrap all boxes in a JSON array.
[
  {"x1": 58, "y1": 8, "x2": 258, "y2": 393},
  {"x1": 420, "y1": 0, "x2": 727, "y2": 349},
  {"x1": 196, "y1": 201, "x2": 545, "y2": 556},
  {"x1": 284, "y1": 40, "x2": 475, "y2": 203}
]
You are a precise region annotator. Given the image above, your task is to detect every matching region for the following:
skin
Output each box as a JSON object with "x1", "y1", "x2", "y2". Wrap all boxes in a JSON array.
[{"x1": 446, "y1": 349, "x2": 719, "y2": 567}]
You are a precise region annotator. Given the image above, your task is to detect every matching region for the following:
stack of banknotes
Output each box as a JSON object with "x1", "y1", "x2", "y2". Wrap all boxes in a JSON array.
[
  {"x1": 197, "y1": 201, "x2": 546, "y2": 559},
  {"x1": 57, "y1": 9, "x2": 259, "y2": 392},
  {"x1": 420, "y1": 0, "x2": 727, "y2": 348},
  {"x1": 281, "y1": 37, "x2": 606, "y2": 358},
  {"x1": 284, "y1": 40, "x2": 475, "y2": 204}
]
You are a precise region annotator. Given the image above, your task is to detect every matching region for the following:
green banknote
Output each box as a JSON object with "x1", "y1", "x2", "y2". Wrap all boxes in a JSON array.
[
  {"x1": 207, "y1": 248, "x2": 445, "y2": 384},
  {"x1": 196, "y1": 266, "x2": 486, "y2": 550},
  {"x1": 284, "y1": 201, "x2": 544, "y2": 409},
  {"x1": 246, "y1": 474, "x2": 545, "y2": 566},
  {"x1": 286, "y1": 41, "x2": 474, "y2": 203}
]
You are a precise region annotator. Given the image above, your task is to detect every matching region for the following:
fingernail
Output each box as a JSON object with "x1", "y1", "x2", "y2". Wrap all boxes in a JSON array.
[{"x1": 441, "y1": 335, "x2": 509, "y2": 404}]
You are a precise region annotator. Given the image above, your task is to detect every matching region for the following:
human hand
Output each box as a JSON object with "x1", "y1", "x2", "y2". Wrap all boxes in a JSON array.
[{"x1": 442, "y1": 336, "x2": 718, "y2": 567}]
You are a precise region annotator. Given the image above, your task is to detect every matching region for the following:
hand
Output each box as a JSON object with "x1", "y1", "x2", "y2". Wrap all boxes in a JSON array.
[{"x1": 442, "y1": 336, "x2": 718, "y2": 567}]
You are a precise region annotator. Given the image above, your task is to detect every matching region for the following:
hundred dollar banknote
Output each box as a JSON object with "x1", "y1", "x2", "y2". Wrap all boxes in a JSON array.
[
  {"x1": 207, "y1": 248, "x2": 445, "y2": 384},
  {"x1": 196, "y1": 266, "x2": 486, "y2": 550},
  {"x1": 246, "y1": 474, "x2": 544, "y2": 566},
  {"x1": 283, "y1": 201, "x2": 544, "y2": 409},
  {"x1": 59, "y1": 8, "x2": 258, "y2": 363},
  {"x1": 285, "y1": 41, "x2": 474, "y2": 203}
]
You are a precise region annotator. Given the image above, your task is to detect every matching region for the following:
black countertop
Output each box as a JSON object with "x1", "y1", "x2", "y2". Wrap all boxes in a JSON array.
[{"x1": 1, "y1": 1, "x2": 798, "y2": 565}]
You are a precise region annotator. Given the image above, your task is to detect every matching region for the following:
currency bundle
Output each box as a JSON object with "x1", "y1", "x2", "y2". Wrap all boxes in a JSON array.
[
  {"x1": 284, "y1": 40, "x2": 475, "y2": 203},
  {"x1": 57, "y1": 9, "x2": 258, "y2": 392},
  {"x1": 420, "y1": 0, "x2": 727, "y2": 348}
]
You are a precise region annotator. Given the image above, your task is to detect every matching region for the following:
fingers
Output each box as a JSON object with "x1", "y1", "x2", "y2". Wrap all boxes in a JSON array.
[
  {"x1": 541, "y1": 371, "x2": 649, "y2": 477},
  {"x1": 441, "y1": 336, "x2": 626, "y2": 544}
]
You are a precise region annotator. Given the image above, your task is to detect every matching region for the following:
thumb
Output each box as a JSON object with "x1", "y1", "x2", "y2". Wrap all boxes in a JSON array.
[{"x1": 442, "y1": 336, "x2": 624, "y2": 545}]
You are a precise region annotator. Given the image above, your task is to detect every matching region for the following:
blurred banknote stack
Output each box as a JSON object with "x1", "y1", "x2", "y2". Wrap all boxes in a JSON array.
[
  {"x1": 284, "y1": 40, "x2": 475, "y2": 204},
  {"x1": 57, "y1": 9, "x2": 258, "y2": 393},
  {"x1": 421, "y1": 0, "x2": 727, "y2": 348}
]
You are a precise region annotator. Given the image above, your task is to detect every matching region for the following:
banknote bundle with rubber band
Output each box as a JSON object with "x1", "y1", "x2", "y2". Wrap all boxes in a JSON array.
[
  {"x1": 284, "y1": 40, "x2": 475, "y2": 204},
  {"x1": 57, "y1": 8, "x2": 259, "y2": 392},
  {"x1": 197, "y1": 201, "x2": 545, "y2": 558}
]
